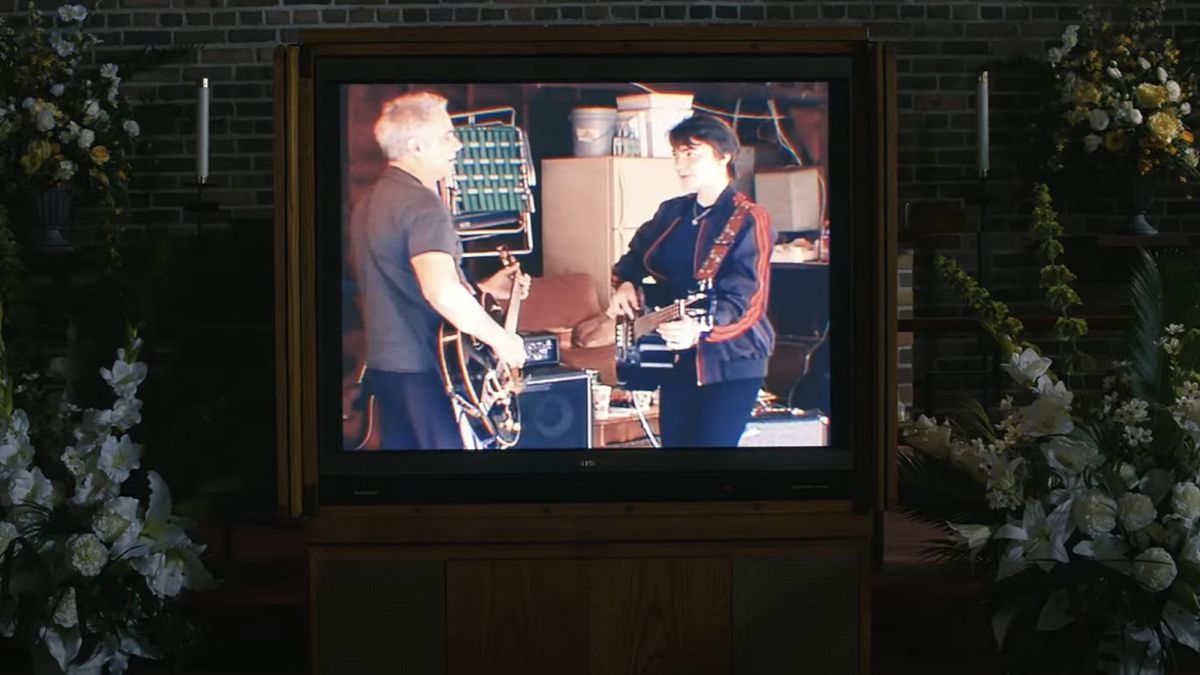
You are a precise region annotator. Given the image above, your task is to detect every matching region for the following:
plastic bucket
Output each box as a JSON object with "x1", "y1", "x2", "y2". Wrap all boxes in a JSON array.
[{"x1": 569, "y1": 107, "x2": 618, "y2": 157}]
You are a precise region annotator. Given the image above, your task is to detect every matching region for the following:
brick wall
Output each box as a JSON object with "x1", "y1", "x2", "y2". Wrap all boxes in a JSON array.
[{"x1": 5, "y1": 0, "x2": 1200, "y2": 416}]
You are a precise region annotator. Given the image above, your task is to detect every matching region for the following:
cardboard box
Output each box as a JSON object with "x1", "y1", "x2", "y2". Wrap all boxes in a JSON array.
[
  {"x1": 616, "y1": 93, "x2": 694, "y2": 159},
  {"x1": 753, "y1": 166, "x2": 825, "y2": 232}
]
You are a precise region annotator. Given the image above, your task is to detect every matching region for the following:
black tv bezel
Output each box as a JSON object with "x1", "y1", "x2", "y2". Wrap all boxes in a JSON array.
[{"x1": 304, "y1": 47, "x2": 872, "y2": 506}]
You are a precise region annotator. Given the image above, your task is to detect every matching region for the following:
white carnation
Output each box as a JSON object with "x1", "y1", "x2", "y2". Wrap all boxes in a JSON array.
[
  {"x1": 1090, "y1": 108, "x2": 1110, "y2": 131},
  {"x1": 69, "y1": 4, "x2": 88, "y2": 21},
  {"x1": 66, "y1": 533, "x2": 109, "y2": 577},
  {"x1": 35, "y1": 108, "x2": 56, "y2": 132},
  {"x1": 1073, "y1": 491, "x2": 1117, "y2": 537},
  {"x1": 49, "y1": 83, "x2": 64, "y2": 97},
  {"x1": 92, "y1": 496, "x2": 144, "y2": 553},
  {"x1": 1182, "y1": 102, "x2": 1192, "y2": 116},
  {"x1": 1167, "y1": 80, "x2": 1182, "y2": 102},
  {"x1": 77, "y1": 128, "x2": 95, "y2": 149},
  {"x1": 1185, "y1": 147, "x2": 1199, "y2": 169},
  {"x1": 51, "y1": 588, "x2": 78, "y2": 628},
  {"x1": 53, "y1": 159, "x2": 75, "y2": 182},
  {"x1": 123, "y1": 119, "x2": 140, "y2": 138},
  {"x1": 83, "y1": 99, "x2": 99, "y2": 119},
  {"x1": 1134, "y1": 547, "x2": 1177, "y2": 592},
  {"x1": 1118, "y1": 492, "x2": 1157, "y2": 531},
  {"x1": 1172, "y1": 482, "x2": 1200, "y2": 525}
]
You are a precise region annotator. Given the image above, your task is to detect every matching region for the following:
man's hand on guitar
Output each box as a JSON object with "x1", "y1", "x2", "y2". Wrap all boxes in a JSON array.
[
  {"x1": 490, "y1": 330, "x2": 528, "y2": 370},
  {"x1": 657, "y1": 316, "x2": 704, "y2": 351},
  {"x1": 479, "y1": 265, "x2": 531, "y2": 301},
  {"x1": 606, "y1": 281, "x2": 641, "y2": 319}
]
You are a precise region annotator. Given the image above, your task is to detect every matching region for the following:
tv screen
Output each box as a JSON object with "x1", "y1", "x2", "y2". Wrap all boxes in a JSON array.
[{"x1": 307, "y1": 49, "x2": 871, "y2": 503}]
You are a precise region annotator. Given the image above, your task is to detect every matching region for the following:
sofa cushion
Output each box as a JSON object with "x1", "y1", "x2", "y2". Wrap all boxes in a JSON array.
[
  {"x1": 560, "y1": 345, "x2": 617, "y2": 385},
  {"x1": 572, "y1": 311, "x2": 616, "y2": 348}
]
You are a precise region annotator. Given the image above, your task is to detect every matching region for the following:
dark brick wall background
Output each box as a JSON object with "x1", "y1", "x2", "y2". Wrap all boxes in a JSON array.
[{"x1": 5, "y1": 0, "x2": 1200, "y2": 420}]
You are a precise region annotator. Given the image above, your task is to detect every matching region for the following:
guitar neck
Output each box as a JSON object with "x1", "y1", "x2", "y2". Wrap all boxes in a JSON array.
[
  {"x1": 632, "y1": 304, "x2": 683, "y2": 341},
  {"x1": 504, "y1": 291, "x2": 522, "y2": 334}
]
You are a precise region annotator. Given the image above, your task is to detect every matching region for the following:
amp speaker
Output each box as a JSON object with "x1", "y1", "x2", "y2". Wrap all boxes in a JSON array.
[
  {"x1": 732, "y1": 554, "x2": 860, "y2": 675},
  {"x1": 314, "y1": 559, "x2": 446, "y2": 675},
  {"x1": 513, "y1": 366, "x2": 593, "y2": 448}
]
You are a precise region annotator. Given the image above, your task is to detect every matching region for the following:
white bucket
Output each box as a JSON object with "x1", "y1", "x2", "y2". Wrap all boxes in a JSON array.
[{"x1": 570, "y1": 107, "x2": 618, "y2": 157}]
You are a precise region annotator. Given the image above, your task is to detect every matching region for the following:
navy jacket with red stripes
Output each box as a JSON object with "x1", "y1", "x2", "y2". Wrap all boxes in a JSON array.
[{"x1": 611, "y1": 186, "x2": 776, "y2": 386}]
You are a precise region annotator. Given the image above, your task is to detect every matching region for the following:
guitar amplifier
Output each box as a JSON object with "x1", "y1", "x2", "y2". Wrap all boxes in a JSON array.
[
  {"x1": 519, "y1": 330, "x2": 561, "y2": 368},
  {"x1": 512, "y1": 367, "x2": 593, "y2": 449}
]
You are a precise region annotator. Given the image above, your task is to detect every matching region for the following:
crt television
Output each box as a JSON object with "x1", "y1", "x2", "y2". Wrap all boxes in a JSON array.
[{"x1": 274, "y1": 26, "x2": 898, "y2": 510}]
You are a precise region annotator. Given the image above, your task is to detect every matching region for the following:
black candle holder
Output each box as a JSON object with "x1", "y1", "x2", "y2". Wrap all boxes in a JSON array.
[{"x1": 183, "y1": 179, "x2": 220, "y2": 234}]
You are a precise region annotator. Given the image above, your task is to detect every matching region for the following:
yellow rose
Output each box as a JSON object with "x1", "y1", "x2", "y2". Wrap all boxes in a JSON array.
[
  {"x1": 1136, "y1": 83, "x2": 1168, "y2": 108},
  {"x1": 90, "y1": 145, "x2": 110, "y2": 165},
  {"x1": 1075, "y1": 83, "x2": 1101, "y2": 105},
  {"x1": 19, "y1": 153, "x2": 44, "y2": 175},
  {"x1": 29, "y1": 139, "x2": 52, "y2": 160},
  {"x1": 1104, "y1": 130, "x2": 1128, "y2": 153},
  {"x1": 1148, "y1": 111, "x2": 1182, "y2": 144},
  {"x1": 1182, "y1": 130, "x2": 1195, "y2": 145}
]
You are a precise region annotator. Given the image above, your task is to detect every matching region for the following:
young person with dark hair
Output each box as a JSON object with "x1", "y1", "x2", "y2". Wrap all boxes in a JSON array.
[
  {"x1": 606, "y1": 114, "x2": 775, "y2": 448},
  {"x1": 350, "y1": 91, "x2": 528, "y2": 450}
]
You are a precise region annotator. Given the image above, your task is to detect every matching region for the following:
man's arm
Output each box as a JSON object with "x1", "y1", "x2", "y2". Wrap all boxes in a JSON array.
[{"x1": 411, "y1": 251, "x2": 526, "y2": 366}]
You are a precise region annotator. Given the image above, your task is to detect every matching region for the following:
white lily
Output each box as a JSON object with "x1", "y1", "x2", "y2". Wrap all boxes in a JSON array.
[
  {"x1": 129, "y1": 472, "x2": 218, "y2": 597},
  {"x1": 995, "y1": 500, "x2": 1073, "y2": 576},
  {"x1": 1001, "y1": 348, "x2": 1051, "y2": 388}
]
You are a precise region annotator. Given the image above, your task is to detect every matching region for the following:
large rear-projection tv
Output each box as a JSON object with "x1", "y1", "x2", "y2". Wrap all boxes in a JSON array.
[{"x1": 276, "y1": 27, "x2": 897, "y2": 506}]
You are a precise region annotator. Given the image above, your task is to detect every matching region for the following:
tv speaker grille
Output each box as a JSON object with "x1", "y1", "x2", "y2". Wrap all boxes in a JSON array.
[{"x1": 732, "y1": 555, "x2": 859, "y2": 675}]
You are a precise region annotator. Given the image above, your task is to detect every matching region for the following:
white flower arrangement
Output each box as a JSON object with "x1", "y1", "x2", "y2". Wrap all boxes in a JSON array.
[
  {"x1": 0, "y1": 331, "x2": 216, "y2": 673},
  {"x1": 1046, "y1": 0, "x2": 1199, "y2": 183},
  {"x1": 902, "y1": 184, "x2": 1200, "y2": 673},
  {"x1": 0, "y1": 2, "x2": 138, "y2": 209}
]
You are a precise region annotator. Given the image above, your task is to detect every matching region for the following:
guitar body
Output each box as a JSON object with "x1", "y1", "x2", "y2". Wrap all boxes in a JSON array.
[
  {"x1": 437, "y1": 305, "x2": 521, "y2": 449},
  {"x1": 615, "y1": 283, "x2": 715, "y2": 392},
  {"x1": 343, "y1": 365, "x2": 383, "y2": 451},
  {"x1": 436, "y1": 249, "x2": 526, "y2": 449}
]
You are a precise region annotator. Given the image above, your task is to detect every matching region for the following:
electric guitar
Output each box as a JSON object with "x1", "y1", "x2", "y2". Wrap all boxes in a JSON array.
[
  {"x1": 615, "y1": 281, "x2": 715, "y2": 392},
  {"x1": 436, "y1": 248, "x2": 526, "y2": 448}
]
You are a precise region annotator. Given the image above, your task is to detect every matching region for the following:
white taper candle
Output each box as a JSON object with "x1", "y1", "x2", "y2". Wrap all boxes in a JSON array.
[
  {"x1": 197, "y1": 77, "x2": 210, "y2": 184},
  {"x1": 977, "y1": 71, "x2": 989, "y2": 178}
]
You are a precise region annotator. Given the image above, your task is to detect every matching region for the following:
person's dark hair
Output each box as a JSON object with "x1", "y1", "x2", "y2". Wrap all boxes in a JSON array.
[{"x1": 669, "y1": 114, "x2": 740, "y2": 179}]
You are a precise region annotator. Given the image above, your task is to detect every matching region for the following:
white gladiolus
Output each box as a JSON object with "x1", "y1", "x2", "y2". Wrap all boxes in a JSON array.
[
  {"x1": 1083, "y1": 134, "x2": 1103, "y2": 152},
  {"x1": 1118, "y1": 492, "x2": 1157, "y2": 531},
  {"x1": 66, "y1": 533, "x2": 108, "y2": 577},
  {"x1": 1089, "y1": 109, "x2": 1110, "y2": 131},
  {"x1": 1158, "y1": 67, "x2": 1168, "y2": 83},
  {"x1": 3, "y1": 467, "x2": 57, "y2": 509},
  {"x1": 101, "y1": 355, "x2": 148, "y2": 399},
  {"x1": 1172, "y1": 482, "x2": 1200, "y2": 525},
  {"x1": 1073, "y1": 491, "x2": 1117, "y2": 538},
  {"x1": 69, "y1": 4, "x2": 88, "y2": 21},
  {"x1": 109, "y1": 397, "x2": 142, "y2": 431},
  {"x1": 99, "y1": 63, "x2": 118, "y2": 79},
  {"x1": 1185, "y1": 147, "x2": 1199, "y2": 169},
  {"x1": 902, "y1": 415, "x2": 953, "y2": 458},
  {"x1": 1166, "y1": 81, "x2": 1182, "y2": 102},
  {"x1": 82, "y1": 99, "x2": 99, "y2": 119},
  {"x1": 77, "y1": 128, "x2": 95, "y2": 149},
  {"x1": 1048, "y1": 47, "x2": 1063, "y2": 65},
  {"x1": 98, "y1": 434, "x2": 141, "y2": 484},
  {"x1": 1134, "y1": 547, "x2": 1177, "y2": 592},
  {"x1": 1182, "y1": 102, "x2": 1192, "y2": 116}
]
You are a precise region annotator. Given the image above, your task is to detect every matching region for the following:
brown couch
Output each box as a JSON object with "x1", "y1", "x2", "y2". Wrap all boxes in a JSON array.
[{"x1": 516, "y1": 273, "x2": 619, "y2": 384}]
